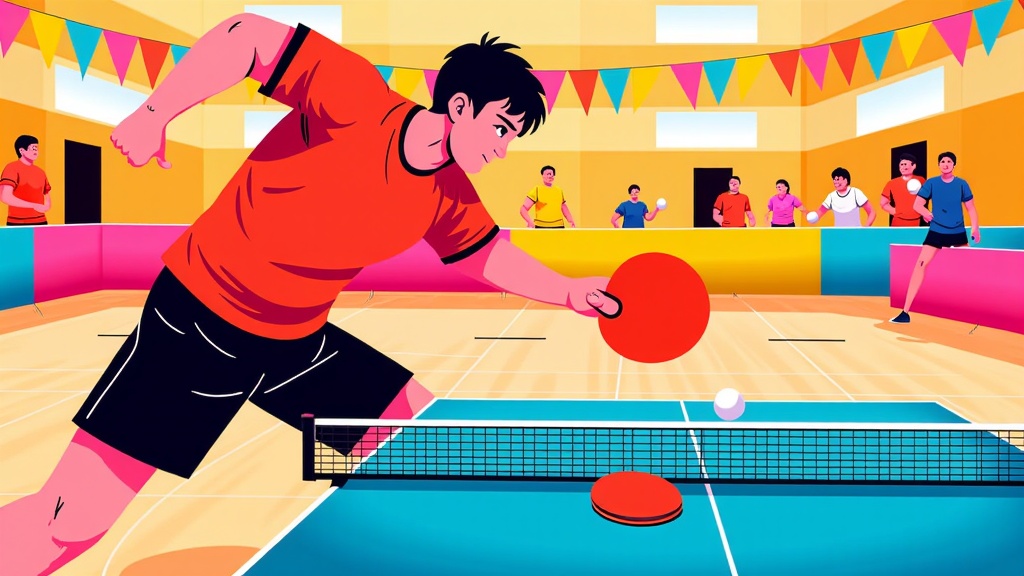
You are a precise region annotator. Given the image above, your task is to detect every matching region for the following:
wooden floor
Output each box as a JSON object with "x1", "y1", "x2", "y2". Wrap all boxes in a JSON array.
[{"x1": 2, "y1": 290, "x2": 1023, "y2": 575}]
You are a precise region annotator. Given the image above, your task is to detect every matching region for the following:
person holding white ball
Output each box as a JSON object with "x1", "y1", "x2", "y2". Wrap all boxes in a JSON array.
[
  {"x1": 881, "y1": 153, "x2": 928, "y2": 227},
  {"x1": 611, "y1": 184, "x2": 663, "y2": 228},
  {"x1": 805, "y1": 167, "x2": 876, "y2": 227}
]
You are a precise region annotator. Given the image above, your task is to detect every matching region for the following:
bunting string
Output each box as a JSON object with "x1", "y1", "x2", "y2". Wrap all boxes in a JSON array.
[{"x1": 0, "y1": 0, "x2": 1018, "y2": 112}]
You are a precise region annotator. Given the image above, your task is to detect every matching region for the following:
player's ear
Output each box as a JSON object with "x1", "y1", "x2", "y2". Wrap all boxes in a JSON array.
[{"x1": 448, "y1": 93, "x2": 471, "y2": 120}]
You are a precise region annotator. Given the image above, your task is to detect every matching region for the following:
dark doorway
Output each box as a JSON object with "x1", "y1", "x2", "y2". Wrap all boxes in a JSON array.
[
  {"x1": 65, "y1": 140, "x2": 102, "y2": 224},
  {"x1": 889, "y1": 141, "x2": 928, "y2": 226},
  {"x1": 693, "y1": 167, "x2": 733, "y2": 228}
]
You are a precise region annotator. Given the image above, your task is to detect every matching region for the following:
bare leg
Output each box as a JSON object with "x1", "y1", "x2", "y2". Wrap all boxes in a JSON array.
[
  {"x1": 0, "y1": 429, "x2": 156, "y2": 576},
  {"x1": 903, "y1": 245, "x2": 939, "y2": 313},
  {"x1": 350, "y1": 378, "x2": 435, "y2": 459}
]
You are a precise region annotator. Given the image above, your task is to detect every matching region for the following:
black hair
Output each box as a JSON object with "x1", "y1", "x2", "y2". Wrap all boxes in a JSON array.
[
  {"x1": 938, "y1": 151, "x2": 957, "y2": 165},
  {"x1": 776, "y1": 179, "x2": 790, "y2": 194},
  {"x1": 730, "y1": 175, "x2": 741, "y2": 184},
  {"x1": 628, "y1": 184, "x2": 640, "y2": 193},
  {"x1": 429, "y1": 33, "x2": 546, "y2": 137},
  {"x1": 831, "y1": 167, "x2": 851, "y2": 183},
  {"x1": 14, "y1": 135, "x2": 38, "y2": 158},
  {"x1": 899, "y1": 153, "x2": 917, "y2": 164},
  {"x1": 541, "y1": 165, "x2": 555, "y2": 175}
]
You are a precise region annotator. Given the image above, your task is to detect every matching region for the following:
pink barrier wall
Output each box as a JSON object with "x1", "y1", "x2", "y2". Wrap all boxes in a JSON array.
[
  {"x1": 33, "y1": 225, "x2": 102, "y2": 303},
  {"x1": 890, "y1": 245, "x2": 1024, "y2": 334},
  {"x1": 346, "y1": 229, "x2": 509, "y2": 292},
  {"x1": 101, "y1": 225, "x2": 188, "y2": 289}
]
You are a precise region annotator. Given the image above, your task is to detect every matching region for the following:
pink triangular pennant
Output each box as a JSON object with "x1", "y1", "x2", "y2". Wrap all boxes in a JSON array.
[
  {"x1": 800, "y1": 44, "x2": 831, "y2": 90},
  {"x1": 423, "y1": 69, "x2": 439, "y2": 98},
  {"x1": 670, "y1": 63, "x2": 702, "y2": 109},
  {"x1": 0, "y1": 2, "x2": 30, "y2": 57},
  {"x1": 933, "y1": 12, "x2": 973, "y2": 66},
  {"x1": 103, "y1": 30, "x2": 138, "y2": 85},
  {"x1": 532, "y1": 70, "x2": 566, "y2": 114}
]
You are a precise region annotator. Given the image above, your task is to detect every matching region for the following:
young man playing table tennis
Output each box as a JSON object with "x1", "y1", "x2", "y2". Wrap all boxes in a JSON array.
[{"x1": 0, "y1": 14, "x2": 619, "y2": 575}]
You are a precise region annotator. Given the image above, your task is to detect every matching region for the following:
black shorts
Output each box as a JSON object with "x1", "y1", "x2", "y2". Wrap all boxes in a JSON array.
[
  {"x1": 923, "y1": 230, "x2": 968, "y2": 249},
  {"x1": 72, "y1": 267, "x2": 413, "y2": 478},
  {"x1": 771, "y1": 222, "x2": 795, "y2": 227},
  {"x1": 5, "y1": 220, "x2": 47, "y2": 226}
]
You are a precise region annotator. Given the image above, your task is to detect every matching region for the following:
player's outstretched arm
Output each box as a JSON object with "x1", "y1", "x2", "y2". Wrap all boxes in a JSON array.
[{"x1": 451, "y1": 236, "x2": 618, "y2": 318}]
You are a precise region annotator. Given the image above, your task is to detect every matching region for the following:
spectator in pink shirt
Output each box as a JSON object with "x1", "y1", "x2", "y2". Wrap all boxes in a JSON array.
[{"x1": 765, "y1": 179, "x2": 807, "y2": 227}]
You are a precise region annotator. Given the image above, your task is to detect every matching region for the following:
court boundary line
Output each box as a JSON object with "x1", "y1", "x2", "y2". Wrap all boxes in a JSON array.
[
  {"x1": 444, "y1": 303, "x2": 530, "y2": 399},
  {"x1": 614, "y1": 356, "x2": 623, "y2": 400},
  {"x1": 936, "y1": 397, "x2": 1024, "y2": 454},
  {"x1": 0, "y1": 391, "x2": 86, "y2": 429},
  {"x1": 680, "y1": 400, "x2": 739, "y2": 576},
  {"x1": 735, "y1": 296, "x2": 855, "y2": 401},
  {"x1": 232, "y1": 397, "x2": 441, "y2": 575}
]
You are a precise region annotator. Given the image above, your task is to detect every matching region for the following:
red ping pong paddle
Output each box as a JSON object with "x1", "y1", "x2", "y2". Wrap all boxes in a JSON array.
[
  {"x1": 592, "y1": 252, "x2": 711, "y2": 364},
  {"x1": 591, "y1": 471, "x2": 683, "y2": 526}
]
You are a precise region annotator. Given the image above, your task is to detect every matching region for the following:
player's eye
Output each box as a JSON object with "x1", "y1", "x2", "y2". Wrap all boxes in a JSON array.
[{"x1": 495, "y1": 125, "x2": 508, "y2": 138}]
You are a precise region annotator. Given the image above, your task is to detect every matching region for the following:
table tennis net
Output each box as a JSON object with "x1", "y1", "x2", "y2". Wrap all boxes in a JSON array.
[{"x1": 300, "y1": 417, "x2": 1024, "y2": 485}]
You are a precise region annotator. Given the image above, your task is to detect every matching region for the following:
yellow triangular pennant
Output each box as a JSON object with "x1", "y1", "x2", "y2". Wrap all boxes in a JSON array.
[
  {"x1": 736, "y1": 55, "x2": 768, "y2": 101},
  {"x1": 243, "y1": 77, "x2": 260, "y2": 100},
  {"x1": 29, "y1": 12, "x2": 64, "y2": 68},
  {"x1": 896, "y1": 23, "x2": 931, "y2": 68},
  {"x1": 394, "y1": 68, "x2": 423, "y2": 99},
  {"x1": 630, "y1": 67, "x2": 661, "y2": 111}
]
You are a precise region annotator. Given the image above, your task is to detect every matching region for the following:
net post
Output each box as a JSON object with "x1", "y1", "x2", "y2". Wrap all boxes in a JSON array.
[{"x1": 301, "y1": 413, "x2": 315, "y2": 481}]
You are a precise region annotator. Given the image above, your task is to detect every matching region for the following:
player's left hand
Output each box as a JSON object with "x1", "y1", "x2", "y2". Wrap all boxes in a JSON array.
[
  {"x1": 566, "y1": 277, "x2": 619, "y2": 318},
  {"x1": 971, "y1": 228, "x2": 981, "y2": 243}
]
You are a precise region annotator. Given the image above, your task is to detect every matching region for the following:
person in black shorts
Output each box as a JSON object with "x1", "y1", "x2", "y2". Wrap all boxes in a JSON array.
[{"x1": 890, "y1": 151, "x2": 981, "y2": 324}]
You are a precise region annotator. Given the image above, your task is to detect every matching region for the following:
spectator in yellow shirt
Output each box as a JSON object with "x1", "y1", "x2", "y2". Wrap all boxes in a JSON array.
[{"x1": 520, "y1": 165, "x2": 575, "y2": 228}]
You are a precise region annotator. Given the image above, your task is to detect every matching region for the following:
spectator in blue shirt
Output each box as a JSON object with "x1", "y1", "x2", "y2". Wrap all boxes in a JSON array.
[
  {"x1": 611, "y1": 184, "x2": 662, "y2": 228},
  {"x1": 890, "y1": 151, "x2": 981, "y2": 324}
]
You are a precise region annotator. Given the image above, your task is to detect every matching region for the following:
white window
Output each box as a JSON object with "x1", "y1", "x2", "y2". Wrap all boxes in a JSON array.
[
  {"x1": 656, "y1": 5, "x2": 758, "y2": 44},
  {"x1": 856, "y1": 67, "x2": 945, "y2": 136},
  {"x1": 656, "y1": 112, "x2": 758, "y2": 149},
  {"x1": 244, "y1": 5, "x2": 342, "y2": 43},
  {"x1": 244, "y1": 111, "x2": 290, "y2": 148},
  {"x1": 54, "y1": 65, "x2": 147, "y2": 126}
]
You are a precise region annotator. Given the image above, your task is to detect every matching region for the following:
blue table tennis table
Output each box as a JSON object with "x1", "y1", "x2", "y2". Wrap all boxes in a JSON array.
[{"x1": 234, "y1": 399, "x2": 1024, "y2": 576}]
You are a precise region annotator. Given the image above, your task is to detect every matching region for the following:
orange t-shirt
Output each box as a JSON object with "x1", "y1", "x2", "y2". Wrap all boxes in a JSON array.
[
  {"x1": 161, "y1": 25, "x2": 498, "y2": 340},
  {"x1": 882, "y1": 176, "x2": 926, "y2": 227},
  {"x1": 1, "y1": 160, "x2": 50, "y2": 224},
  {"x1": 714, "y1": 192, "x2": 751, "y2": 227}
]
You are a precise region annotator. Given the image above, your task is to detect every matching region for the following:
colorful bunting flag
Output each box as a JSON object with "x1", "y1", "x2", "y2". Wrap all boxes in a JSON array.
[
  {"x1": 375, "y1": 65, "x2": 394, "y2": 82},
  {"x1": 629, "y1": 67, "x2": 660, "y2": 111},
  {"x1": 769, "y1": 50, "x2": 800, "y2": 95},
  {"x1": 139, "y1": 38, "x2": 169, "y2": 88},
  {"x1": 532, "y1": 70, "x2": 566, "y2": 114},
  {"x1": 65, "y1": 21, "x2": 102, "y2": 78},
  {"x1": 974, "y1": 0, "x2": 1013, "y2": 54},
  {"x1": 599, "y1": 68, "x2": 630, "y2": 113},
  {"x1": 861, "y1": 31, "x2": 894, "y2": 80},
  {"x1": 170, "y1": 44, "x2": 188, "y2": 65},
  {"x1": 568, "y1": 70, "x2": 598, "y2": 115},
  {"x1": 243, "y1": 77, "x2": 260, "y2": 100},
  {"x1": 896, "y1": 23, "x2": 930, "y2": 68},
  {"x1": 670, "y1": 63, "x2": 702, "y2": 109},
  {"x1": 103, "y1": 30, "x2": 138, "y2": 85},
  {"x1": 830, "y1": 38, "x2": 861, "y2": 85},
  {"x1": 800, "y1": 45, "x2": 831, "y2": 90},
  {"x1": 28, "y1": 11, "x2": 63, "y2": 68},
  {"x1": 393, "y1": 68, "x2": 422, "y2": 98},
  {"x1": 736, "y1": 55, "x2": 767, "y2": 101},
  {"x1": 933, "y1": 12, "x2": 974, "y2": 65},
  {"x1": 0, "y1": 2, "x2": 29, "y2": 57},
  {"x1": 423, "y1": 69, "x2": 438, "y2": 99},
  {"x1": 704, "y1": 59, "x2": 735, "y2": 104}
]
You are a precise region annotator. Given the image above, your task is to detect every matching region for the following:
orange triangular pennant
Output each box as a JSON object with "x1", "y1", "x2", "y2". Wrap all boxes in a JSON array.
[
  {"x1": 569, "y1": 70, "x2": 599, "y2": 115},
  {"x1": 769, "y1": 50, "x2": 800, "y2": 95},
  {"x1": 138, "y1": 39, "x2": 170, "y2": 89},
  {"x1": 831, "y1": 38, "x2": 861, "y2": 85}
]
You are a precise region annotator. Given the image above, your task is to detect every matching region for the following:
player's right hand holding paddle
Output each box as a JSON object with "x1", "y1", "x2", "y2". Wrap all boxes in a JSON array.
[{"x1": 111, "y1": 104, "x2": 173, "y2": 169}]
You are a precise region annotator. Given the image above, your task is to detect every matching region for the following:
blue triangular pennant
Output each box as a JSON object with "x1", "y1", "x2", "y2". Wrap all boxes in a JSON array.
[
  {"x1": 862, "y1": 31, "x2": 894, "y2": 80},
  {"x1": 974, "y1": 0, "x2": 1013, "y2": 54},
  {"x1": 375, "y1": 65, "x2": 394, "y2": 82},
  {"x1": 598, "y1": 68, "x2": 630, "y2": 113},
  {"x1": 170, "y1": 45, "x2": 188, "y2": 65},
  {"x1": 65, "y1": 21, "x2": 102, "y2": 78},
  {"x1": 703, "y1": 59, "x2": 735, "y2": 104}
]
